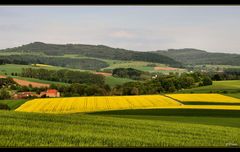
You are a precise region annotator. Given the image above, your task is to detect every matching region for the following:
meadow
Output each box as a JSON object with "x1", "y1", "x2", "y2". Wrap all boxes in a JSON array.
[
  {"x1": 102, "y1": 59, "x2": 186, "y2": 74},
  {"x1": 227, "y1": 93, "x2": 240, "y2": 99},
  {"x1": 0, "y1": 99, "x2": 28, "y2": 110},
  {"x1": 0, "y1": 109, "x2": 240, "y2": 147},
  {"x1": 105, "y1": 76, "x2": 136, "y2": 87},
  {"x1": 12, "y1": 76, "x2": 68, "y2": 86},
  {"x1": 178, "y1": 80, "x2": 240, "y2": 93},
  {"x1": 0, "y1": 64, "x2": 85, "y2": 75}
]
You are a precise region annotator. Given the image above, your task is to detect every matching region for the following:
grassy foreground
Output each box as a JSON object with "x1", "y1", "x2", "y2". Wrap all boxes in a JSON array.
[
  {"x1": 0, "y1": 109, "x2": 240, "y2": 147},
  {"x1": 227, "y1": 93, "x2": 240, "y2": 99},
  {"x1": 0, "y1": 99, "x2": 28, "y2": 110}
]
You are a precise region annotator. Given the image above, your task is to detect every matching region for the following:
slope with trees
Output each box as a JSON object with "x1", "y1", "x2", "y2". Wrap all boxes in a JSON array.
[
  {"x1": 1, "y1": 42, "x2": 182, "y2": 68},
  {"x1": 154, "y1": 48, "x2": 240, "y2": 66}
]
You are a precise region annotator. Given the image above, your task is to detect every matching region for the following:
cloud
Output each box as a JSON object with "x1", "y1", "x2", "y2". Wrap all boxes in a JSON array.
[
  {"x1": 1, "y1": 6, "x2": 240, "y2": 54},
  {"x1": 109, "y1": 30, "x2": 136, "y2": 39}
]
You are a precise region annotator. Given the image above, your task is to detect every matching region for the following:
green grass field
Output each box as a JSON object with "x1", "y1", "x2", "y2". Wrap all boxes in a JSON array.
[
  {"x1": 105, "y1": 76, "x2": 135, "y2": 87},
  {"x1": 102, "y1": 60, "x2": 157, "y2": 71},
  {"x1": 12, "y1": 76, "x2": 68, "y2": 86},
  {"x1": 227, "y1": 93, "x2": 240, "y2": 99},
  {"x1": 0, "y1": 64, "x2": 87, "y2": 76},
  {"x1": 0, "y1": 99, "x2": 28, "y2": 110},
  {"x1": 1, "y1": 91, "x2": 240, "y2": 147},
  {"x1": 101, "y1": 59, "x2": 187, "y2": 74},
  {"x1": 178, "y1": 80, "x2": 240, "y2": 93},
  {"x1": 91, "y1": 109, "x2": 240, "y2": 128},
  {"x1": 45, "y1": 54, "x2": 185, "y2": 74},
  {"x1": 0, "y1": 109, "x2": 240, "y2": 147}
]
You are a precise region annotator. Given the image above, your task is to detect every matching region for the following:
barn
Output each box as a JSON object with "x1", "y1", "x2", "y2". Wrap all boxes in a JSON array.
[{"x1": 40, "y1": 89, "x2": 60, "y2": 98}]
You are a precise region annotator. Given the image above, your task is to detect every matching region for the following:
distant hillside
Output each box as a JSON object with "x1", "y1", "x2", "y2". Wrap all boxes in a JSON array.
[
  {"x1": 154, "y1": 48, "x2": 240, "y2": 66},
  {"x1": 1, "y1": 42, "x2": 182, "y2": 68},
  {"x1": 0, "y1": 54, "x2": 108, "y2": 70}
]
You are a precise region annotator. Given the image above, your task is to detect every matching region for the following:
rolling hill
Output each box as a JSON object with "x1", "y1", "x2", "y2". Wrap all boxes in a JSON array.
[
  {"x1": 2, "y1": 42, "x2": 240, "y2": 69},
  {"x1": 154, "y1": 48, "x2": 240, "y2": 66},
  {"x1": 0, "y1": 42, "x2": 182, "y2": 68}
]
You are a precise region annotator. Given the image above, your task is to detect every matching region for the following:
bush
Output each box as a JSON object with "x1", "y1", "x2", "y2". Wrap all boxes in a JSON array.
[
  {"x1": 222, "y1": 90, "x2": 228, "y2": 94},
  {"x1": 0, "y1": 89, "x2": 11, "y2": 100},
  {"x1": 202, "y1": 76, "x2": 213, "y2": 86},
  {"x1": 0, "y1": 103, "x2": 10, "y2": 110}
]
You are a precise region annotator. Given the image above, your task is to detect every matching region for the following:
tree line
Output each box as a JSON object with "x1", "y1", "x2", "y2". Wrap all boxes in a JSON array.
[
  {"x1": 209, "y1": 68, "x2": 240, "y2": 81},
  {"x1": 21, "y1": 68, "x2": 105, "y2": 86},
  {"x1": 112, "y1": 68, "x2": 151, "y2": 80},
  {"x1": 0, "y1": 55, "x2": 108, "y2": 70},
  {"x1": 111, "y1": 72, "x2": 212, "y2": 95}
]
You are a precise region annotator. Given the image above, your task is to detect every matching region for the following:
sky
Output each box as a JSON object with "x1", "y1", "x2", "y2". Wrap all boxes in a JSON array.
[{"x1": 0, "y1": 6, "x2": 240, "y2": 54}]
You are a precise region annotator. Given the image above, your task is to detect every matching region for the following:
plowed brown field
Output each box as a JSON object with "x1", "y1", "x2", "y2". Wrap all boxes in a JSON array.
[
  {"x1": 154, "y1": 67, "x2": 179, "y2": 71},
  {"x1": 0, "y1": 75, "x2": 50, "y2": 88},
  {"x1": 95, "y1": 72, "x2": 112, "y2": 76}
]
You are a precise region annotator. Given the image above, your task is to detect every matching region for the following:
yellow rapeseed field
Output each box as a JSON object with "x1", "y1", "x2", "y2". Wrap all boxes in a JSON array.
[
  {"x1": 166, "y1": 94, "x2": 240, "y2": 103},
  {"x1": 15, "y1": 95, "x2": 183, "y2": 114},
  {"x1": 31, "y1": 64, "x2": 53, "y2": 67}
]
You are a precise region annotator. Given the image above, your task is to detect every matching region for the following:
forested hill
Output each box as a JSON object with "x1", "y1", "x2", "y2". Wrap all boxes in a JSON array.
[
  {"x1": 0, "y1": 42, "x2": 182, "y2": 68},
  {"x1": 154, "y1": 48, "x2": 240, "y2": 66}
]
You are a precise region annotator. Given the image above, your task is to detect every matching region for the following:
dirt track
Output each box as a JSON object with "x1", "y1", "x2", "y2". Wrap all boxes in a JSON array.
[
  {"x1": 154, "y1": 67, "x2": 179, "y2": 71},
  {"x1": 95, "y1": 72, "x2": 112, "y2": 76},
  {"x1": 0, "y1": 75, "x2": 50, "y2": 88}
]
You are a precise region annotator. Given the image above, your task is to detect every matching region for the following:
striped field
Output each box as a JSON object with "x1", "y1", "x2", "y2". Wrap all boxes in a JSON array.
[
  {"x1": 15, "y1": 94, "x2": 240, "y2": 114},
  {"x1": 15, "y1": 95, "x2": 183, "y2": 114},
  {"x1": 166, "y1": 94, "x2": 240, "y2": 103}
]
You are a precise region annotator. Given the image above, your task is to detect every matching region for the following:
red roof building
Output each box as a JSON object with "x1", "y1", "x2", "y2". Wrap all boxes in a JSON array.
[
  {"x1": 40, "y1": 89, "x2": 60, "y2": 98},
  {"x1": 13, "y1": 92, "x2": 38, "y2": 99}
]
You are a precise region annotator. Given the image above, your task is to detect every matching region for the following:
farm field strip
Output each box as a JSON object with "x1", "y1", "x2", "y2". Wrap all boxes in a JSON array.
[
  {"x1": 2, "y1": 110, "x2": 240, "y2": 147},
  {"x1": 180, "y1": 105, "x2": 240, "y2": 110},
  {"x1": 178, "y1": 80, "x2": 240, "y2": 93},
  {"x1": 166, "y1": 94, "x2": 240, "y2": 103},
  {"x1": 15, "y1": 95, "x2": 182, "y2": 114},
  {"x1": 15, "y1": 94, "x2": 240, "y2": 114},
  {"x1": 0, "y1": 75, "x2": 50, "y2": 88}
]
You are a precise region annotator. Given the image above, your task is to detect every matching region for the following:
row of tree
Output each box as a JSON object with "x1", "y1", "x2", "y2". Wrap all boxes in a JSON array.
[
  {"x1": 50, "y1": 83, "x2": 110, "y2": 97},
  {"x1": 111, "y1": 73, "x2": 212, "y2": 95},
  {"x1": 21, "y1": 68, "x2": 105, "y2": 86},
  {"x1": 112, "y1": 68, "x2": 151, "y2": 80},
  {"x1": 209, "y1": 68, "x2": 240, "y2": 81}
]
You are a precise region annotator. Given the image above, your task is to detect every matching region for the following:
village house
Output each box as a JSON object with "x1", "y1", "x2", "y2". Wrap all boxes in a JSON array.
[
  {"x1": 40, "y1": 89, "x2": 60, "y2": 98},
  {"x1": 13, "y1": 92, "x2": 38, "y2": 99}
]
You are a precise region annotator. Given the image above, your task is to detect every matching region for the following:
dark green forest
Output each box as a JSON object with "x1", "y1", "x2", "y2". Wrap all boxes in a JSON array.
[
  {"x1": 112, "y1": 68, "x2": 151, "y2": 80},
  {"x1": 21, "y1": 68, "x2": 105, "y2": 86}
]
